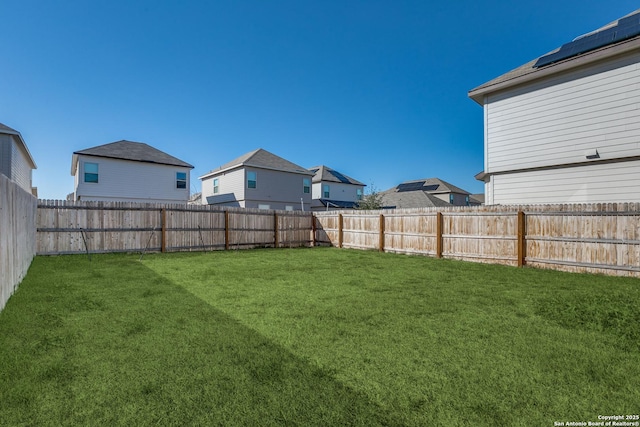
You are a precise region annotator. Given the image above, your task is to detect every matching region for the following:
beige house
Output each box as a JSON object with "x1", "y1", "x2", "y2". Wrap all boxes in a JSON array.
[
  {"x1": 199, "y1": 148, "x2": 314, "y2": 211},
  {"x1": 469, "y1": 9, "x2": 640, "y2": 204}
]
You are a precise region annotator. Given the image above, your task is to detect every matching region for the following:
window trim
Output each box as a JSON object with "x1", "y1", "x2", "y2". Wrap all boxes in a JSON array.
[
  {"x1": 176, "y1": 172, "x2": 187, "y2": 189},
  {"x1": 303, "y1": 178, "x2": 310, "y2": 194},
  {"x1": 247, "y1": 171, "x2": 257, "y2": 189},
  {"x1": 213, "y1": 178, "x2": 219, "y2": 194},
  {"x1": 84, "y1": 162, "x2": 99, "y2": 183},
  {"x1": 323, "y1": 184, "x2": 330, "y2": 198}
]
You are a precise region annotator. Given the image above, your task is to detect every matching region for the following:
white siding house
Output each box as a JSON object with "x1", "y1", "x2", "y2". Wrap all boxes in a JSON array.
[
  {"x1": 308, "y1": 165, "x2": 365, "y2": 211},
  {"x1": 0, "y1": 123, "x2": 37, "y2": 195},
  {"x1": 200, "y1": 148, "x2": 314, "y2": 211},
  {"x1": 469, "y1": 9, "x2": 640, "y2": 205},
  {"x1": 71, "y1": 140, "x2": 193, "y2": 203}
]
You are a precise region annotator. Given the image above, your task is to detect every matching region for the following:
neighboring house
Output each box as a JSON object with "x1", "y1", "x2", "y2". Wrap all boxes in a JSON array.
[
  {"x1": 71, "y1": 140, "x2": 194, "y2": 203},
  {"x1": 199, "y1": 148, "x2": 314, "y2": 211},
  {"x1": 469, "y1": 9, "x2": 640, "y2": 205},
  {"x1": 308, "y1": 165, "x2": 365, "y2": 211},
  {"x1": 470, "y1": 193, "x2": 485, "y2": 206},
  {"x1": 0, "y1": 123, "x2": 37, "y2": 195},
  {"x1": 380, "y1": 178, "x2": 474, "y2": 209}
]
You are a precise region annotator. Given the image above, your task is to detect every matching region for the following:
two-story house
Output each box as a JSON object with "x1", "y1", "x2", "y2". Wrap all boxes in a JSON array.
[
  {"x1": 469, "y1": 9, "x2": 640, "y2": 205},
  {"x1": 0, "y1": 123, "x2": 37, "y2": 195},
  {"x1": 200, "y1": 148, "x2": 314, "y2": 210},
  {"x1": 71, "y1": 140, "x2": 193, "y2": 203},
  {"x1": 308, "y1": 165, "x2": 365, "y2": 211}
]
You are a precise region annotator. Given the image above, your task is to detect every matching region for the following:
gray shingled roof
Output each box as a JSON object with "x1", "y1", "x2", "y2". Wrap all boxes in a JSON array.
[
  {"x1": 469, "y1": 9, "x2": 640, "y2": 104},
  {"x1": 391, "y1": 178, "x2": 470, "y2": 195},
  {"x1": 380, "y1": 188, "x2": 452, "y2": 209},
  {"x1": 308, "y1": 165, "x2": 365, "y2": 186},
  {"x1": 73, "y1": 140, "x2": 193, "y2": 168},
  {"x1": 200, "y1": 148, "x2": 313, "y2": 179},
  {"x1": 379, "y1": 177, "x2": 473, "y2": 209}
]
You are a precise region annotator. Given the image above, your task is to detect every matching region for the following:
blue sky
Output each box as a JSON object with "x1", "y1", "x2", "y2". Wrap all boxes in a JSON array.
[{"x1": 2, "y1": 1, "x2": 638, "y2": 200}]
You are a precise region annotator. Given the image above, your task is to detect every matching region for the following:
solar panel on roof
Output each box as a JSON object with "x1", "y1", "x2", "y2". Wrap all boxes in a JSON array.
[
  {"x1": 397, "y1": 181, "x2": 426, "y2": 192},
  {"x1": 534, "y1": 11, "x2": 640, "y2": 68},
  {"x1": 422, "y1": 184, "x2": 439, "y2": 191},
  {"x1": 329, "y1": 170, "x2": 352, "y2": 184}
]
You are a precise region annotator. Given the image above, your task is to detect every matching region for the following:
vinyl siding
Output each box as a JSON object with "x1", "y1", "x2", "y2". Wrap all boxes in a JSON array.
[
  {"x1": 10, "y1": 136, "x2": 32, "y2": 192},
  {"x1": 491, "y1": 159, "x2": 640, "y2": 204},
  {"x1": 486, "y1": 51, "x2": 640, "y2": 174},
  {"x1": 0, "y1": 134, "x2": 33, "y2": 193},
  {"x1": 311, "y1": 182, "x2": 364, "y2": 202},
  {"x1": 201, "y1": 168, "x2": 245, "y2": 206},
  {"x1": 244, "y1": 168, "x2": 311, "y2": 211},
  {"x1": 0, "y1": 135, "x2": 11, "y2": 179},
  {"x1": 74, "y1": 156, "x2": 190, "y2": 203},
  {"x1": 201, "y1": 167, "x2": 312, "y2": 210}
]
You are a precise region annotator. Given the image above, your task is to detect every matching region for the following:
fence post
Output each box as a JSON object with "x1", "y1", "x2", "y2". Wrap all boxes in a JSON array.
[
  {"x1": 379, "y1": 214, "x2": 385, "y2": 252},
  {"x1": 517, "y1": 210, "x2": 526, "y2": 267},
  {"x1": 274, "y1": 212, "x2": 279, "y2": 248},
  {"x1": 311, "y1": 214, "x2": 317, "y2": 247},
  {"x1": 338, "y1": 213, "x2": 343, "y2": 248},
  {"x1": 436, "y1": 211, "x2": 443, "y2": 258},
  {"x1": 161, "y1": 208, "x2": 167, "y2": 253},
  {"x1": 224, "y1": 210, "x2": 230, "y2": 250}
]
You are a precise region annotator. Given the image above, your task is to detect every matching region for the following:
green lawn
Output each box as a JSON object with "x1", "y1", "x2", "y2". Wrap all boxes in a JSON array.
[{"x1": 1, "y1": 248, "x2": 639, "y2": 426}]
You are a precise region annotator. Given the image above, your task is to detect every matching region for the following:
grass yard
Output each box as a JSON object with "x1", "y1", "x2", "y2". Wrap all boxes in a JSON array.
[{"x1": 1, "y1": 248, "x2": 639, "y2": 426}]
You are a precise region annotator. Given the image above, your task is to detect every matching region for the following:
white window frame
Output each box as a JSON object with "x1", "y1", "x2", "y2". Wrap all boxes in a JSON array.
[
  {"x1": 247, "y1": 171, "x2": 257, "y2": 189},
  {"x1": 84, "y1": 162, "x2": 99, "y2": 183},
  {"x1": 176, "y1": 172, "x2": 187, "y2": 189}
]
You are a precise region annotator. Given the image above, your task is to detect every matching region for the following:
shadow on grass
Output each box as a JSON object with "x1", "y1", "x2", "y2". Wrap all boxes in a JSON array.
[{"x1": 0, "y1": 255, "x2": 394, "y2": 426}]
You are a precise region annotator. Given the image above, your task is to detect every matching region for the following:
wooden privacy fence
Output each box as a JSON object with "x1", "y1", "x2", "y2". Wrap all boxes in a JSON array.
[
  {"x1": 37, "y1": 200, "x2": 314, "y2": 255},
  {"x1": 1, "y1": 174, "x2": 37, "y2": 312},
  {"x1": 314, "y1": 203, "x2": 640, "y2": 277}
]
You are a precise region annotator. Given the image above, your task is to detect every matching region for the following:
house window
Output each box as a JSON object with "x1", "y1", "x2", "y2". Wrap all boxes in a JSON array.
[
  {"x1": 176, "y1": 172, "x2": 187, "y2": 189},
  {"x1": 285, "y1": 205, "x2": 293, "y2": 211},
  {"x1": 258, "y1": 204, "x2": 270, "y2": 210},
  {"x1": 357, "y1": 188, "x2": 363, "y2": 200},
  {"x1": 84, "y1": 162, "x2": 99, "y2": 183},
  {"x1": 323, "y1": 184, "x2": 330, "y2": 198},
  {"x1": 247, "y1": 171, "x2": 257, "y2": 189},
  {"x1": 213, "y1": 178, "x2": 219, "y2": 194},
  {"x1": 303, "y1": 178, "x2": 310, "y2": 194},
  {"x1": 465, "y1": 195, "x2": 470, "y2": 206},
  {"x1": 449, "y1": 194, "x2": 454, "y2": 204}
]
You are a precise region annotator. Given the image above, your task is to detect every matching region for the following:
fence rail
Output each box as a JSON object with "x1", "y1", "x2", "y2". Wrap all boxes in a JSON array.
[
  {"x1": 36, "y1": 200, "x2": 314, "y2": 255},
  {"x1": 314, "y1": 203, "x2": 640, "y2": 277},
  {"x1": 31, "y1": 200, "x2": 640, "y2": 277}
]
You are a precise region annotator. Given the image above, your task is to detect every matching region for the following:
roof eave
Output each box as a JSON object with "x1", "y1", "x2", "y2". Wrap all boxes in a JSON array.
[
  {"x1": 2, "y1": 128, "x2": 37, "y2": 169},
  {"x1": 468, "y1": 36, "x2": 640, "y2": 105},
  {"x1": 73, "y1": 152, "x2": 194, "y2": 169}
]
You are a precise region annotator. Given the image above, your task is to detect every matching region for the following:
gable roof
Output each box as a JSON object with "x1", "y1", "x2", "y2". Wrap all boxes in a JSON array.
[
  {"x1": 469, "y1": 9, "x2": 640, "y2": 105},
  {"x1": 379, "y1": 188, "x2": 452, "y2": 209},
  {"x1": 0, "y1": 122, "x2": 37, "y2": 169},
  {"x1": 72, "y1": 140, "x2": 193, "y2": 174},
  {"x1": 308, "y1": 165, "x2": 365, "y2": 186},
  {"x1": 199, "y1": 148, "x2": 313, "y2": 179},
  {"x1": 379, "y1": 178, "x2": 472, "y2": 209},
  {"x1": 388, "y1": 178, "x2": 470, "y2": 195}
]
